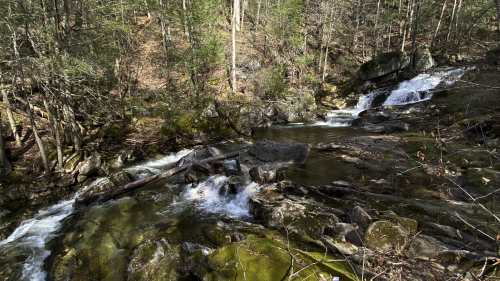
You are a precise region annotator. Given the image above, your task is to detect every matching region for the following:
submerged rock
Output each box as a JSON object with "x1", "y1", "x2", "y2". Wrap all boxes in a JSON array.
[
  {"x1": 238, "y1": 139, "x2": 310, "y2": 171},
  {"x1": 126, "y1": 239, "x2": 182, "y2": 281}
]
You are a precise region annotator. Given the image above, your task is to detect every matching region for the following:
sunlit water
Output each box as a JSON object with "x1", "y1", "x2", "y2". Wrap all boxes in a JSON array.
[
  {"x1": 0, "y1": 67, "x2": 474, "y2": 280},
  {"x1": 322, "y1": 67, "x2": 471, "y2": 126}
]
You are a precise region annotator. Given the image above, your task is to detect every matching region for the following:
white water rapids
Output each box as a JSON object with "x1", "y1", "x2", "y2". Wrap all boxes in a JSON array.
[
  {"x1": 321, "y1": 67, "x2": 471, "y2": 127},
  {"x1": 0, "y1": 150, "x2": 195, "y2": 280}
]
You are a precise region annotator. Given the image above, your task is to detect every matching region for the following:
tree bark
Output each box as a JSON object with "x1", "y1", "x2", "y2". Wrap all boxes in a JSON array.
[
  {"x1": 496, "y1": 0, "x2": 500, "y2": 32},
  {"x1": 26, "y1": 95, "x2": 52, "y2": 181},
  {"x1": 410, "y1": 0, "x2": 421, "y2": 69},
  {"x1": 232, "y1": 0, "x2": 237, "y2": 93},
  {"x1": 76, "y1": 150, "x2": 246, "y2": 205},
  {"x1": 1, "y1": 87, "x2": 22, "y2": 148},
  {"x1": 352, "y1": 0, "x2": 364, "y2": 50},
  {"x1": 432, "y1": 0, "x2": 447, "y2": 47},
  {"x1": 234, "y1": 0, "x2": 241, "y2": 31},
  {"x1": 0, "y1": 111, "x2": 12, "y2": 177}
]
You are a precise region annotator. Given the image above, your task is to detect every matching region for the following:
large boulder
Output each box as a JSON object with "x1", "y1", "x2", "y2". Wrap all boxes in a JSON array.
[
  {"x1": 78, "y1": 152, "x2": 102, "y2": 176},
  {"x1": 126, "y1": 239, "x2": 181, "y2": 281},
  {"x1": 414, "y1": 45, "x2": 435, "y2": 71},
  {"x1": 250, "y1": 199, "x2": 339, "y2": 240},
  {"x1": 364, "y1": 220, "x2": 409, "y2": 251},
  {"x1": 358, "y1": 51, "x2": 410, "y2": 81},
  {"x1": 238, "y1": 139, "x2": 309, "y2": 171},
  {"x1": 183, "y1": 236, "x2": 358, "y2": 281}
]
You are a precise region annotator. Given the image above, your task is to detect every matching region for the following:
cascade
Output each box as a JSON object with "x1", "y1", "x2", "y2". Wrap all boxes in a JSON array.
[
  {"x1": 0, "y1": 150, "x2": 193, "y2": 280},
  {"x1": 321, "y1": 67, "x2": 470, "y2": 127}
]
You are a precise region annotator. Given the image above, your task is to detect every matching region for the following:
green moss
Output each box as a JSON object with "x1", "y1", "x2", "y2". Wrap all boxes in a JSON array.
[
  {"x1": 383, "y1": 149, "x2": 393, "y2": 157},
  {"x1": 364, "y1": 220, "x2": 409, "y2": 251},
  {"x1": 64, "y1": 155, "x2": 81, "y2": 171},
  {"x1": 173, "y1": 114, "x2": 193, "y2": 134},
  {"x1": 48, "y1": 151, "x2": 58, "y2": 161},
  {"x1": 204, "y1": 238, "x2": 357, "y2": 281}
]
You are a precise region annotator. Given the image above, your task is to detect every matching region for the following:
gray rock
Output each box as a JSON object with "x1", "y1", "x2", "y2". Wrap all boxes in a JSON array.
[
  {"x1": 359, "y1": 51, "x2": 410, "y2": 80},
  {"x1": 238, "y1": 139, "x2": 310, "y2": 170},
  {"x1": 202, "y1": 102, "x2": 219, "y2": 118},
  {"x1": 110, "y1": 171, "x2": 134, "y2": 186},
  {"x1": 227, "y1": 175, "x2": 252, "y2": 194},
  {"x1": 153, "y1": 188, "x2": 175, "y2": 203},
  {"x1": 364, "y1": 220, "x2": 409, "y2": 251},
  {"x1": 76, "y1": 174, "x2": 88, "y2": 183},
  {"x1": 251, "y1": 199, "x2": 339, "y2": 240},
  {"x1": 111, "y1": 149, "x2": 133, "y2": 169},
  {"x1": 341, "y1": 155, "x2": 360, "y2": 164},
  {"x1": 185, "y1": 162, "x2": 213, "y2": 183},
  {"x1": 352, "y1": 206, "x2": 372, "y2": 227},
  {"x1": 321, "y1": 236, "x2": 360, "y2": 256},
  {"x1": 408, "y1": 235, "x2": 456, "y2": 259},
  {"x1": 57, "y1": 174, "x2": 76, "y2": 188},
  {"x1": 249, "y1": 166, "x2": 266, "y2": 183},
  {"x1": 127, "y1": 241, "x2": 165, "y2": 274},
  {"x1": 332, "y1": 180, "x2": 350, "y2": 187},
  {"x1": 79, "y1": 152, "x2": 102, "y2": 176},
  {"x1": 5, "y1": 187, "x2": 20, "y2": 200},
  {"x1": 325, "y1": 223, "x2": 359, "y2": 241},
  {"x1": 27, "y1": 183, "x2": 48, "y2": 193},
  {"x1": 414, "y1": 45, "x2": 435, "y2": 71}
]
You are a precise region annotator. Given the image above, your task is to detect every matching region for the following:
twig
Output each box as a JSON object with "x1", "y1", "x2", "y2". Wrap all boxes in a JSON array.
[
  {"x1": 454, "y1": 212, "x2": 495, "y2": 241},
  {"x1": 445, "y1": 176, "x2": 500, "y2": 224},
  {"x1": 458, "y1": 80, "x2": 500, "y2": 89}
]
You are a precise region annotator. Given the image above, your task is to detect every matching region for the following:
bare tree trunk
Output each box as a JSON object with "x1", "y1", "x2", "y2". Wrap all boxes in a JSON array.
[
  {"x1": 49, "y1": 96, "x2": 64, "y2": 171},
  {"x1": 26, "y1": 95, "x2": 52, "y2": 181},
  {"x1": 0, "y1": 111, "x2": 12, "y2": 177},
  {"x1": 410, "y1": 0, "x2": 421, "y2": 68},
  {"x1": 62, "y1": 80, "x2": 81, "y2": 153},
  {"x1": 182, "y1": 0, "x2": 189, "y2": 36},
  {"x1": 432, "y1": 0, "x2": 447, "y2": 47},
  {"x1": 256, "y1": 0, "x2": 262, "y2": 31},
  {"x1": 495, "y1": 0, "x2": 500, "y2": 32},
  {"x1": 234, "y1": 0, "x2": 241, "y2": 31},
  {"x1": 232, "y1": 0, "x2": 237, "y2": 93},
  {"x1": 1, "y1": 88, "x2": 22, "y2": 147},
  {"x1": 446, "y1": 0, "x2": 458, "y2": 43},
  {"x1": 353, "y1": 0, "x2": 364, "y2": 50},
  {"x1": 401, "y1": 0, "x2": 411, "y2": 51},
  {"x1": 241, "y1": 0, "x2": 247, "y2": 30}
]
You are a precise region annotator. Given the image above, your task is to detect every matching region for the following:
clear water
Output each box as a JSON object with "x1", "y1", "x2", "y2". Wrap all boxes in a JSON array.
[{"x1": 0, "y1": 67, "x2": 473, "y2": 280}]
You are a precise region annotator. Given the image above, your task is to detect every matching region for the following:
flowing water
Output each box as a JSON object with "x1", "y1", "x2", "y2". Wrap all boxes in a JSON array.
[{"x1": 0, "y1": 67, "x2": 472, "y2": 280}]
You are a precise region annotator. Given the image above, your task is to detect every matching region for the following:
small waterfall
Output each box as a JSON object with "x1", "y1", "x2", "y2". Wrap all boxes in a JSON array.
[
  {"x1": 0, "y1": 150, "x2": 193, "y2": 281},
  {"x1": 321, "y1": 67, "x2": 471, "y2": 127}
]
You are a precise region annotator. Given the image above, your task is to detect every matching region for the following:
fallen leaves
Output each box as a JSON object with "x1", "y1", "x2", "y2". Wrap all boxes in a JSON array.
[{"x1": 482, "y1": 177, "x2": 491, "y2": 186}]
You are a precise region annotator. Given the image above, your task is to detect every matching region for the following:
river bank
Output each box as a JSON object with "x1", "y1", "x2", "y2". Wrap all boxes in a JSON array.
[{"x1": 0, "y1": 59, "x2": 499, "y2": 280}]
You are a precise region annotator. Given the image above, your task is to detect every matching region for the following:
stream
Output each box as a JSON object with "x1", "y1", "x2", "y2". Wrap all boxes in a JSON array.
[{"x1": 0, "y1": 67, "x2": 470, "y2": 280}]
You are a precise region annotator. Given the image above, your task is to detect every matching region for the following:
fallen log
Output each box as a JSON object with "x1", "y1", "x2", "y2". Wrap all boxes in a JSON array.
[{"x1": 75, "y1": 149, "x2": 246, "y2": 205}]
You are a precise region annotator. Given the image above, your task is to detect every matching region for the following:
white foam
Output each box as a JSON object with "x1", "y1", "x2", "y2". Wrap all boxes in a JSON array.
[
  {"x1": 183, "y1": 175, "x2": 260, "y2": 218},
  {"x1": 125, "y1": 149, "x2": 192, "y2": 174}
]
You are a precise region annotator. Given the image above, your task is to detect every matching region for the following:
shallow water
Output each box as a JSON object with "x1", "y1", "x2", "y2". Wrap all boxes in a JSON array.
[{"x1": 0, "y1": 67, "x2": 473, "y2": 280}]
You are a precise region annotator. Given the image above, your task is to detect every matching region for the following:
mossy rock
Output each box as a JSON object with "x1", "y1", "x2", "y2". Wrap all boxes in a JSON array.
[
  {"x1": 364, "y1": 220, "x2": 409, "y2": 251},
  {"x1": 383, "y1": 216, "x2": 418, "y2": 233},
  {"x1": 200, "y1": 238, "x2": 357, "y2": 281},
  {"x1": 359, "y1": 51, "x2": 409, "y2": 81},
  {"x1": 64, "y1": 155, "x2": 82, "y2": 173}
]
